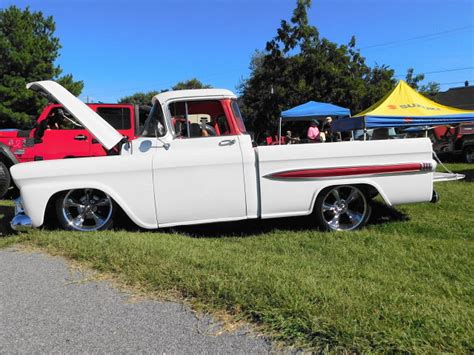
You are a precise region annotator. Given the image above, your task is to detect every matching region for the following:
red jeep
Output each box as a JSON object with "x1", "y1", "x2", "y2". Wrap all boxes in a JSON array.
[{"x1": 0, "y1": 103, "x2": 149, "y2": 197}]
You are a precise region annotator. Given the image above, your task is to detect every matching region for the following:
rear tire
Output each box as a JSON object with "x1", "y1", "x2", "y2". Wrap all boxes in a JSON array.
[
  {"x1": 464, "y1": 146, "x2": 474, "y2": 163},
  {"x1": 0, "y1": 162, "x2": 11, "y2": 199},
  {"x1": 314, "y1": 185, "x2": 371, "y2": 231},
  {"x1": 55, "y1": 188, "x2": 114, "y2": 231}
]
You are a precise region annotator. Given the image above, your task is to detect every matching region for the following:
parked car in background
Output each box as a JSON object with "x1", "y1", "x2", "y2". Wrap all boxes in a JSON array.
[
  {"x1": 431, "y1": 122, "x2": 474, "y2": 162},
  {"x1": 0, "y1": 103, "x2": 150, "y2": 198},
  {"x1": 10, "y1": 81, "x2": 463, "y2": 233}
]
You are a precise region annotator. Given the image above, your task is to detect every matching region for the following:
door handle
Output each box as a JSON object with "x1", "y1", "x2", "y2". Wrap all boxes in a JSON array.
[
  {"x1": 74, "y1": 134, "x2": 87, "y2": 141},
  {"x1": 218, "y1": 139, "x2": 236, "y2": 146}
]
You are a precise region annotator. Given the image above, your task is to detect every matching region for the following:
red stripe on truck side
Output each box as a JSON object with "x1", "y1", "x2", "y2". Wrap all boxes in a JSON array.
[{"x1": 269, "y1": 163, "x2": 424, "y2": 179}]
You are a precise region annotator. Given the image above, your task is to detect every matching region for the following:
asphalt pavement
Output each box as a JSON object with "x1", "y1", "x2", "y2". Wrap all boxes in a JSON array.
[{"x1": 0, "y1": 247, "x2": 271, "y2": 353}]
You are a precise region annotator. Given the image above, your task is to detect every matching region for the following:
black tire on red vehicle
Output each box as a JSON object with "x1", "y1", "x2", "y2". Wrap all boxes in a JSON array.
[
  {"x1": 0, "y1": 161, "x2": 11, "y2": 199},
  {"x1": 464, "y1": 145, "x2": 474, "y2": 163}
]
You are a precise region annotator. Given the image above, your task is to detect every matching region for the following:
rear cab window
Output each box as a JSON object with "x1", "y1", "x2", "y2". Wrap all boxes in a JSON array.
[{"x1": 168, "y1": 100, "x2": 235, "y2": 138}]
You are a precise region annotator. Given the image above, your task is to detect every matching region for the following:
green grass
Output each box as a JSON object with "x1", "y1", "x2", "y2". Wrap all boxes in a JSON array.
[{"x1": 1, "y1": 163, "x2": 473, "y2": 352}]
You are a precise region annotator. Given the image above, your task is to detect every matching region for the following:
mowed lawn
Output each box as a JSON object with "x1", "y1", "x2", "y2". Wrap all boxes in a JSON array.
[{"x1": 1, "y1": 163, "x2": 472, "y2": 352}]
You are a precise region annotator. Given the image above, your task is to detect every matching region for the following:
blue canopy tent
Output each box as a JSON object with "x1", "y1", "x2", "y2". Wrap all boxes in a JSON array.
[
  {"x1": 281, "y1": 101, "x2": 351, "y2": 119},
  {"x1": 279, "y1": 101, "x2": 351, "y2": 142}
]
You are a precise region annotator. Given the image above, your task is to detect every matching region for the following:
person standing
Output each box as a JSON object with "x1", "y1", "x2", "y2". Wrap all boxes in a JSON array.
[
  {"x1": 322, "y1": 116, "x2": 333, "y2": 142},
  {"x1": 307, "y1": 120, "x2": 320, "y2": 143}
]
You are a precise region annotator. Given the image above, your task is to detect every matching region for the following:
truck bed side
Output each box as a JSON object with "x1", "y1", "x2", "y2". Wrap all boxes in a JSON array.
[{"x1": 256, "y1": 138, "x2": 434, "y2": 219}]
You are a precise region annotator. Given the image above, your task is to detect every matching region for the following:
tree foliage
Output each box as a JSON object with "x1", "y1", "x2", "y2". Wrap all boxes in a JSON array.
[
  {"x1": 405, "y1": 68, "x2": 440, "y2": 97},
  {"x1": 118, "y1": 91, "x2": 161, "y2": 106},
  {"x1": 118, "y1": 78, "x2": 211, "y2": 105},
  {"x1": 172, "y1": 78, "x2": 211, "y2": 90},
  {"x1": 0, "y1": 6, "x2": 83, "y2": 128},
  {"x1": 239, "y1": 0, "x2": 399, "y2": 136}
]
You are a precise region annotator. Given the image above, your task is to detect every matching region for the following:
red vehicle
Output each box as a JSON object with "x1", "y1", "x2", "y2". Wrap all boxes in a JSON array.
[
  {"x1": 0, "y1": 103, "x2": 149, "y2": 197},
  {"x1": 431, "y1": 122, "x2": 474, "y2": 162}
]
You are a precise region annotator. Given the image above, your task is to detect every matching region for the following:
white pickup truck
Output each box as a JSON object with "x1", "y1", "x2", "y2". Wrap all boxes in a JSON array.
[{"x1": 10, "y1": 81, "x2": 463, "y2": 232}]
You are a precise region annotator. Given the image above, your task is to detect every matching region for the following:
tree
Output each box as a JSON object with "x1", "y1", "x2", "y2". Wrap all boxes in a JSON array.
[
  {"x1": 118, "y1": 78, "x2": 211, "y2": 105},
  {"x1": 405, "y1": 68, "x2": 440, "y2": 97},
  {"x1": 118, "y1": 91, "x2": 161, "y2": 105},
  {"x1": 172, "y1": 78, "x2": 211, "y2": 90},
  {"x1": 239, "y1": 0, "x2": 397, "y2": 136},
  {"x1": 0, "y1": 6, "x2": 83, "y2": 128}
]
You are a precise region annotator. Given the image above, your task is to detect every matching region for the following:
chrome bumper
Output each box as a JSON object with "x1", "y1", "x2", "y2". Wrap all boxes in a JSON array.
[{"x1": 11, "y1": 197, "x2": 33, "y2": 231}]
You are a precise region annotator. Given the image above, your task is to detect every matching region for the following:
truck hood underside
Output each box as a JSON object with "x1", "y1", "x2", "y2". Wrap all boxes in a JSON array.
[{"x1": 27, "y1": 81, "x2": 124, "y2": 150}]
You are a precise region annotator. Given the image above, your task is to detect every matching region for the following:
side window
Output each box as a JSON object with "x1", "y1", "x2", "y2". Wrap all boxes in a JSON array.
[
  {"x1": 96, "y1": 107, "x2": 131, "y2": 130},
  {"x1": 169, "y1": 100, "x2": 233, "y2": 138},
  {"x1": 141, "y1": 102, "x2": 166, "y2": 137},
  {"x1": 137, "y1": 106, "x2": 152, "y2": 135},
  {"x1": 34, "y1": 107, "x2": 83, "y2": 139}
]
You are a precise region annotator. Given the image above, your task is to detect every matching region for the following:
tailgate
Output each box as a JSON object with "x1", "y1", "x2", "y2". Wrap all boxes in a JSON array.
[{"x1": 433, "y1": 172, "x2": 465, "y2": 182}]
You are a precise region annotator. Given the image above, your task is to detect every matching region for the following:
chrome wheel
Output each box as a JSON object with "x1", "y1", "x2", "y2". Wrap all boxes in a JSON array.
[
  {"x1": 317, "y1": 186, "x2": 369, "y2": 231},
  {"x1": 60, "y1": 189, "x2": 113, "y2": 231}
]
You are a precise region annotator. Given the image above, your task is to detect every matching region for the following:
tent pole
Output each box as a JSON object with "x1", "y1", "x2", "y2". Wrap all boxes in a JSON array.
[
  {"x1": 278, "y1": 117, "x2": 282, "y2": 145},
  {"x1": 363, "y1": 119, "x2": 367, "y2": 141}
]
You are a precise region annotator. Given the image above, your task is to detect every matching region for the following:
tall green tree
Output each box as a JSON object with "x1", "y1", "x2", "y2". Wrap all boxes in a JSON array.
[
  {"x1": 118, "y1": 78, "x2": 211, "y2": 105},
  {"x1": 239, "y1": 0, "x2": 397, "y2": 136},
  {"x1": 0, "y1": 6, "x2": 83, "y2": 128}
]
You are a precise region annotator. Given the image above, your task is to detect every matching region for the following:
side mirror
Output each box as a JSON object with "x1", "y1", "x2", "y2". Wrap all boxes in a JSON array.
[{"x1": 122, "y1": 140, "x2": 132, "y2": 153}]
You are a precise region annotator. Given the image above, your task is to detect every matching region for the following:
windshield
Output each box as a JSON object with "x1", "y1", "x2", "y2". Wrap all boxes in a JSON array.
[{"x1": 141, "y1": 102, "x2": 166, "y2": 137}]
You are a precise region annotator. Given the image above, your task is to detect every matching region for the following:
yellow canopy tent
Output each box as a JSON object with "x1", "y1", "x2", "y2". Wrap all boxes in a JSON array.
[{"x1": 332, "y1": 80, "x2": 474, "y2": 131}]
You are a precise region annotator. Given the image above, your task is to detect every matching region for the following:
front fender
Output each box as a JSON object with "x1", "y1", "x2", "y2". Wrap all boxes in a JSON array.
[{"x1": 11, "y1": 154, "x2": 157, "y2": 229}]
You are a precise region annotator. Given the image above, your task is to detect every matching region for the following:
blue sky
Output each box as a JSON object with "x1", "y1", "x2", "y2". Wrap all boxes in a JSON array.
[{"x1": 2, "y1": 0, "x2": 473, "y2": 103}]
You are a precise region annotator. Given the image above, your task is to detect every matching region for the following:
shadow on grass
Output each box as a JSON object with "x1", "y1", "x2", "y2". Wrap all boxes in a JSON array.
[
  {"x1": 168, "y1": 200, "x2": 409, "y2": 238},
  {"x1": 457, "y1": 169, "x2": 474, "y2": 182}
]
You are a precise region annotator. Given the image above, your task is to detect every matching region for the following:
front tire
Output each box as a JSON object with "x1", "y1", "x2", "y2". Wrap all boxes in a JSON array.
[
  {"x1": 55, "y1": 188, "x2": 114, "y2": 231},
  {"x1": 314, "y1": 185, "x2": 371, "y2": 231},
  {"x1": 0, "y1": 161, "x2": 11, "y2": 199}
]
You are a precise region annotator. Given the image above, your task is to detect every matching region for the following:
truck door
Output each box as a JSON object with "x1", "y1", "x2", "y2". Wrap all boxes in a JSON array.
[
  {"x1": 90, "y1": 106, "x2": 134, "y2": 156},
  {"x1": 150, "y1": 99, "x2": 247, "y2": 227},
  {"x1": 34, "y1": 107, "x2": 92, "y2": 160}
]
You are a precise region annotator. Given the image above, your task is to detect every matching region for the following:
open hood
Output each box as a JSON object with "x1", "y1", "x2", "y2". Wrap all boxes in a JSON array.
[{"x1": 27, "y1": 80, "x2": 124, "y2": 150}]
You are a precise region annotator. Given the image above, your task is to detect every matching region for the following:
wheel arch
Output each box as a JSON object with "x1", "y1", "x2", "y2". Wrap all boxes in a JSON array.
[
  {"x1": 309, "y1": 181, "x2": 390, "y2": 214},
  {"x1": 44, "y1": 188, "x2": 130, "y2": 230},
  {"x1": 39, "y1": 185, "x2": 146, "y2": 229}
]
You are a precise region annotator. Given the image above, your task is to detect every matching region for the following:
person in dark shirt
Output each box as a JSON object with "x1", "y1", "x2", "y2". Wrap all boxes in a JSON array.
[{"x1": 34, "y1": 108, "x2": 65, "y2": 140}]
